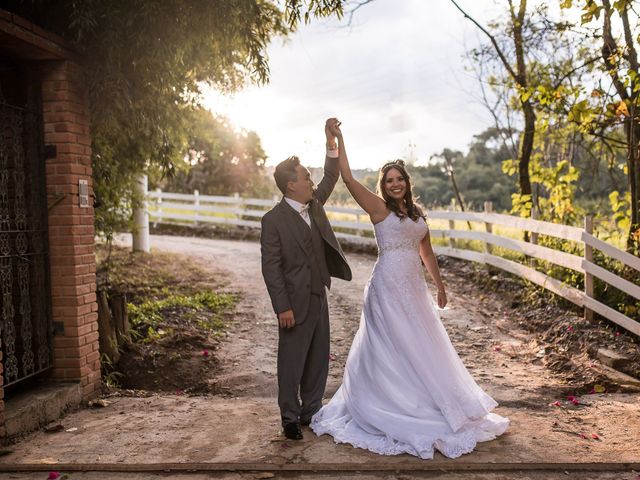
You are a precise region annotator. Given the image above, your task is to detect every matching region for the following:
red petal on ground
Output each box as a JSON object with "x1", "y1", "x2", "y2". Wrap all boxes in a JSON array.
[
  {"x1": 579, "y1": 433, "x2": 587, "y2": 439},
  {"x1": 591, "y1": 433, "x2": 599, "y2": 439},
  {"x1": 552, "y1": 401, "x2": 561, "y2": 407},
  {"x1": 48, "y1": 473, "x2": 61, "y2": 480}
]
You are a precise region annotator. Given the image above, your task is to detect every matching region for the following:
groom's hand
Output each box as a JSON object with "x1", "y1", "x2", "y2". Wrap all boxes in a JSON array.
[
  {"x1": 278, "y1": 309, "x2": 295, "y2": 329},
  {"x1": 325, "y1": 118, "x2": 339, "y2": 145}
]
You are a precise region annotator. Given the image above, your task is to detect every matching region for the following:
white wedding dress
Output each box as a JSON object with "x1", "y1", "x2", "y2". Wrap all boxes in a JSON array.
[{"x1": 311, "y1": 213, "x2": 509, "y2": 459}]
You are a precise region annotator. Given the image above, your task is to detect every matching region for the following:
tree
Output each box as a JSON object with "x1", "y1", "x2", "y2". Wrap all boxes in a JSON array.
[
  {"x1": 561, "y1": 0, "x2": 640, "y2": 252},
  {"x1": 1, "y1": 1, "x2": 346, "y2": 238},
  {"x1": 431, "y1": 149, "x2": 468, "y2": 212},
  {"x1": 159, "y1": 108, "x2": 272, "y2": 198},
  {"x1": 406, "y1": 129, "x2": 516, "y2": 212},
  {"x1": 451, "y1": 0, "x2": 537, "y2": 216}
]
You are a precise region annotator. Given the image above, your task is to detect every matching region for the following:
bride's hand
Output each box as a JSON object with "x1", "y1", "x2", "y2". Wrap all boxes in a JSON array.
[
  {"x1": 332, "y1": 120, "x2": 342, "y2": 137},
  {"x1": 437, "y1": 288, "x2": 447, "y2": 309},
  {"x1": 325, "y1": 117, "x2": 342, "y2": 138}
]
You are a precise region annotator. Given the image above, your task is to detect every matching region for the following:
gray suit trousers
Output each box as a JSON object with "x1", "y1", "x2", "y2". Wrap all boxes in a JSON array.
[{"x1": 277, "y1": 290, "x2": 329, "y2": 426}]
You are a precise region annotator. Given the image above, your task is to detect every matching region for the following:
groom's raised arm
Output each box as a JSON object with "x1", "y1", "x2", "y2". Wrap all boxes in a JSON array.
[
  {"x1": 314, "y1": 155, "x2": 339, "y2": 205},
  {"x1": 314, "y1": 119, "x2": 340, "y2": 205},
  {"x1": 260, "y1": 214, "x2": 290, "y2": 315}
]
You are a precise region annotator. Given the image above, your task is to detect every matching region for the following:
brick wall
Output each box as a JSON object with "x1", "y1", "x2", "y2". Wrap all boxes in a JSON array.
[
  {"x1": 41, "y1": 60, "x2": 101, "y2": 399},
  {"x1": 0, "y1": 341, "x2": 3, "y2": 436}
]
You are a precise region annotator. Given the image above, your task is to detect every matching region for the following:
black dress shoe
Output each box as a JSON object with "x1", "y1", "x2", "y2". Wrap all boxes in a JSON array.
[{"x1": 283, "y1": 422, "x2": 303, "y2": 440}]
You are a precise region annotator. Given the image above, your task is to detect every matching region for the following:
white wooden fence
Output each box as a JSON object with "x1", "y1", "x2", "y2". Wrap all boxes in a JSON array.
[{"x1": 146, "y1": 189, "x2": 640, "y2": 336}]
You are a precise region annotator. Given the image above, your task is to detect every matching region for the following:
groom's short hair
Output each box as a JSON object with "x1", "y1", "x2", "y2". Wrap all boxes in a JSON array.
[{"x1": 274, "y1": 156, "x2": 301, "y2": 195}]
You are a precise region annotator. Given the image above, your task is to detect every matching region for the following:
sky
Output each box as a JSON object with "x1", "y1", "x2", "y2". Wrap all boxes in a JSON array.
[{"x1": 202, "y1": 0, "x2": 506, "y2": 170}]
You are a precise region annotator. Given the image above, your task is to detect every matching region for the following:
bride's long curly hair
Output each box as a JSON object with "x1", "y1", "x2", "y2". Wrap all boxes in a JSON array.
[{"x1": 377, "y1": 160, "x2": 425, "y2": 221}]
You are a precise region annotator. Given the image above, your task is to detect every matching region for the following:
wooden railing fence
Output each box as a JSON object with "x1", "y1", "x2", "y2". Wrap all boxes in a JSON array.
[{"x1": 145, "y1": 189, "x2": 640, "y2": 336}]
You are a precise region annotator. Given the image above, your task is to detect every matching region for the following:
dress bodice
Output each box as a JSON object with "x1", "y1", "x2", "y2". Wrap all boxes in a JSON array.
[{"x1": 374, "y1": 212, "x2": 429, "y2": 258}]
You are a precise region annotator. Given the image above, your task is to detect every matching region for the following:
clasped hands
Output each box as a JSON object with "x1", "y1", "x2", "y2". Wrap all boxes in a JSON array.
[{"x1": 325, "y1": 117, "x2": 342, "y2": 146}]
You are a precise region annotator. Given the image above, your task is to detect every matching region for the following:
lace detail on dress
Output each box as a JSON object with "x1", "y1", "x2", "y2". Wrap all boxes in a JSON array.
[
  {"x1": 311, "y1": 390, "x2": 508, "y2": 460},
  {"x1": 378, "y1": 238, "x2": 421, "y2": 256},
  {"x1": 311, "y1": 212, "x2": 509, "y2": 459}
]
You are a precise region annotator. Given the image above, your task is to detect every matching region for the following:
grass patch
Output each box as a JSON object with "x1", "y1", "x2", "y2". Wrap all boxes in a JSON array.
[
  {"x1": 96, "y1": 244, "x2": 240, "y2": 391},
  {"x1": 128, "y1": 291, "x2": 237, "y2": 341}
]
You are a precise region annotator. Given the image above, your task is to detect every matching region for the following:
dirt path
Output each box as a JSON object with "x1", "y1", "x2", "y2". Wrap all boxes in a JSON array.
[{"x1": 2, "y1": 234, "x2": 639, "y2": 480}]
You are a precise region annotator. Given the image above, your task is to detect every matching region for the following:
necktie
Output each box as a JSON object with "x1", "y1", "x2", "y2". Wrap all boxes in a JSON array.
[{"x1": 300, "y1": 203, "x2": 310, "y2": 225}]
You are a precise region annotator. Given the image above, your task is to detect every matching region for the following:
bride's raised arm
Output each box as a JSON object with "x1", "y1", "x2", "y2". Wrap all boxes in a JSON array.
[{"x1": 331, "y1": 122, "x2": 388, "y2": 224}]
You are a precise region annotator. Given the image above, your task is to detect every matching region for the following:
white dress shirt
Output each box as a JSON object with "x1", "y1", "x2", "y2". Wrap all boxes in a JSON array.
[{"x1": 285, "y1": 197, "x2": 311, "y2": 227}]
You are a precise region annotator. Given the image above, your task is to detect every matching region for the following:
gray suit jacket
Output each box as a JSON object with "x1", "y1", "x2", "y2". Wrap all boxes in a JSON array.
[{"x1": 260, "y1": 156, "x2": 352, "y2": 324}]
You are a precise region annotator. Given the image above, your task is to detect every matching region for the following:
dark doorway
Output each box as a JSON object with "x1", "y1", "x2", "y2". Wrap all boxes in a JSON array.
[{"x1": 0, "y1": 58, "x2": 52, "y2": 390}]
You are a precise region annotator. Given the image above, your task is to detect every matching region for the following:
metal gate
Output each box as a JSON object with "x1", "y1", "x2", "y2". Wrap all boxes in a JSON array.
[{"x1": 0, "y1": 61, "x2": 52, "y2": 389}]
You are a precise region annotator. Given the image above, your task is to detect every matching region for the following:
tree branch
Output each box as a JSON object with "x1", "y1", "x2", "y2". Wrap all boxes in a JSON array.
[
  {"x1": 449, "y1": 0, "x2": 519, "y2": 80},
  {"x1": 346, "y1": 0, "x2": 375, "y2": 26},
  {"x1": 476, "y1": 60, "x2": 519, "y2": 158},
  {"x1": 552, "y1": 56, "x2": 601, "y2": 90},
  {"x1": 620, "y1": 3, "x2": 639, "y2": 73},
  {"x1": 602, "y1": 0, "x2": 630, "y2": 101}
]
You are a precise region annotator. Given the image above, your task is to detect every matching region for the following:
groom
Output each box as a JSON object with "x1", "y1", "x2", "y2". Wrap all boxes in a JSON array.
[{"x1": 260, "y1": 118, "x2": 352, "y2": 440}]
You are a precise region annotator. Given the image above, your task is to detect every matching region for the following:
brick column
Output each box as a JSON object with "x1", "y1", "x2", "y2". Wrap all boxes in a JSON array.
[
  {"x1": 0, "y1": 342, "x2": 4, "y2": 436},
  {"x1": 41, "y1": 60, "x2": 100, "y2": 399}
]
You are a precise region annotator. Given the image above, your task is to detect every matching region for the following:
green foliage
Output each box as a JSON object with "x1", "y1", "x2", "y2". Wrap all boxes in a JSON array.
[
  {"x1": 579, "y1": 0, "x2": 603, "y2": 23},
  {"x1": 559, "y1": 0, "x2": 640, "y2": 250},
  {"x1": 610, "y1": 190, "x2": 632, "y2": 231},
  {"x1": 2, "y1": 1, "x2": 346, "y2": 236},
  {"x1": 504, "y1": 139, "x2": 582, "y2": 223},
  {"x1": 128, "y1": 292, "x2": 237, "y2": 341},
  {"x1": 592, "y1": 249, "x2": 640, "y2": 321},
  {"x1": 284, "y1": 0, "x2": 344, "y2": 28},
  {"x1": 508, "y1": 192, "x2": 534, "y2": 217},
  {"x1": 534, "y1": 159, "x2": 582, "y2": 223},
  {"x1": 156, "y1": 108, "x2": 272, "y2": 197},
  {"x1": 100, "y1": 351, "x2": 124, "y2": 388},
  {"x1": 465, "y1": 0, "x2": 637, "y2": 239}
]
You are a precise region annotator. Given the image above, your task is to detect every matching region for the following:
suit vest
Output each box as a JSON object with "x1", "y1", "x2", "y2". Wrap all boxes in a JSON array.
[{"x1": 305, "y1": 215, "x2": 331, "y2": 294}]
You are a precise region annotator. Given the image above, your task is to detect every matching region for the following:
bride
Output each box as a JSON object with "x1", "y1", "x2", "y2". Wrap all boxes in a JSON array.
[{"x1": 311, "y1": 119, "x2": 509, "y2": 459}]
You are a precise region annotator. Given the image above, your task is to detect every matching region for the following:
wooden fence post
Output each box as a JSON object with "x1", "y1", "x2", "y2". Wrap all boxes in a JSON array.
[
  {"x1": 448, "y1": 215, "x2": 456, "y2": 249},
  {"x1": 132, "y1": 174, "x2": 150, "y2": 252},
  {"x1": 483, "y1": 201, "x2": 493, "y2": 255},
  {"x1": 584, "y1": 214, "x2": 594, "y2": 321},
  {"x1": 233, "y1": 192, "x2": 242, "y2": 223},
  {"x1": 193, "y1": 189, "x2": 200, "y2": 227},
  {"x1": 531, "y1": 207, "x2": 539, "y2": 245},
  {"x1": 153, "y1": 187, "x2": 162, "y2": 228},
  {"x1": 355, "y1": 212, "x2": 364, "y2": 237}
]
